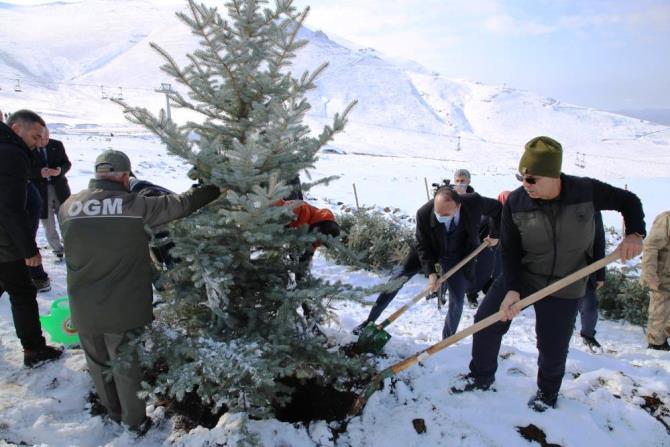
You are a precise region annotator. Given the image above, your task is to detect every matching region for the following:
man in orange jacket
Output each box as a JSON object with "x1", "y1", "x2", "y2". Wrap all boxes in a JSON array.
[{"x1": 278, "y1": 200, "x2": 340, "y2": 281}]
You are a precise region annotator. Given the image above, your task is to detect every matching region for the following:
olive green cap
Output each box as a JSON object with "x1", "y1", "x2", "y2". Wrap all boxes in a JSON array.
[
  {"x1": 95, "y1": 149, "x2": 132, "y2": 173},
  {"x1": 518, "y1": 136, "x2": 562, "y2": 178}
]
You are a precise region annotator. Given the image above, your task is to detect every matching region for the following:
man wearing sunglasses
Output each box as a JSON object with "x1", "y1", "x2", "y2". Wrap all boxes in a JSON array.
[{"x1": 454, "y1": 136, "x2": 645, "y2": 412}]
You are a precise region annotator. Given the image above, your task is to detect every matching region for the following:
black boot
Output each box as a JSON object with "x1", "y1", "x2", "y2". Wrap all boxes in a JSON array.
[
  {"x1": 581, "y1": 334, "x2": 602, "y2": 350},
  {"x1": 24, "y1": 345, "x2": 63, "y2": 368},
  {"x1": 129, "y1": 417, "x2": 153, "y2": 437},
  {"x1": 527, "y1": 390, "x2": 558, "y2": 412},
  {"x1": 647, "y1": 340, "x2": 670, "y2": 351},
  {"x1": 32, "y1": 277, "x2": 51, "y2": 293},
  {"x1": 450, "y1": 373, "x2": 495, "y2": 393},
  {"x1": 467, "y1": 292, "x2": 478, "y2": 308}
]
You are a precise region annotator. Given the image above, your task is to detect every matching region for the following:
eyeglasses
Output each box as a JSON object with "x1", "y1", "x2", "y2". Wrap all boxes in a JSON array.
[{"x1": 515, "y1": 173, "x2": 538, "y2": 185}]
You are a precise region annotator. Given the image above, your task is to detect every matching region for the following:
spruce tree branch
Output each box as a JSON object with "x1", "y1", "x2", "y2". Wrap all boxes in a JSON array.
[
  {"x1": 149, "y1": 43, "x2": 223, "y2": 120},
  {"x1": 112, "y1": 100, "x2": 194, "y2": 163},
  {"x1": 259, "y1": 1, "x2": 283, "y2": 28},
  {"x1": 150, "y1": 42, "x2": 187, "y2": 81},
  {"x1": 231, "y1": 0, "x2": 245, "y2": 36},
  {"x1": 151, "y1": 43, "x2": 207, "y2": 99},
  {"x1": 168, "y1": 92, "x2": 221, "y2": 120},
  {"x1": 302, "y1": 62, "x2": 328, "y2": 90},
  {"x1": 232, "y1": 0, "x2": 242, "y2": 18},
  {"x1": 316, "y1": 100, "x2": 358, "y2": 147},
  {"x1": 187, "y1": 0, "x2": 242, "y2": 104},
  {"x1": 274, "y1": 6, "x2": 309, "y2": 71}
]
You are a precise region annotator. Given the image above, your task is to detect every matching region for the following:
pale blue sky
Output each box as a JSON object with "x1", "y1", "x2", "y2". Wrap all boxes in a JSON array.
[
  {"x1": 292, "y1": 0, "x2": 670, "y2": 110},
  {"x1": 7, "y1": 0, "x2": 670, "y2": 110}
]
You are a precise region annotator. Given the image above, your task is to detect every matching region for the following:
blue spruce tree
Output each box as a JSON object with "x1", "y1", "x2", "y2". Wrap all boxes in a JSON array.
[{"x1": 116, "y1": 0, "x2": 372, "y2": 419}]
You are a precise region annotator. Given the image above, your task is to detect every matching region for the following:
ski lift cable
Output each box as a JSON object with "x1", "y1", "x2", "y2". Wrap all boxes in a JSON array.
[
  {"x1": 1, "y1": 74, "x2": 669, "y2": 166},
  {"x1": 0, "y1": 74, "x2": 157, "y2": 92}
]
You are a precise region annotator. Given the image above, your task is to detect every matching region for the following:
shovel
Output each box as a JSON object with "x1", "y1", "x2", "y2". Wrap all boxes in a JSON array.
[
  {"x1": 356, "y1": 240, "x2": 492, "y2": 354},
  {"x1": 350, "y1": 250, "x2": 620, "y2": 416}
]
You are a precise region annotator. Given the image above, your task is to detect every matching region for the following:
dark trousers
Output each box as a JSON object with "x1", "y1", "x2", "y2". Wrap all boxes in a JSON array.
[
  {"x1": 440, "y1": 256, "x2": 466, "y2": 338},
  {"x1": 469, "y1": 276, "x2": 580, "y2": 396},
  {"x1": 0, "y1": 259, "x2": 46, "y2": 350},
  {"x1": 578, "y1": 281, "x2": 598, "y2": 338},
  {"x1": 492, "y1": 247, "x2": 502, "y2": 279},
  {"x1": 466, "y1": 246, "x2": 496, "y2": 295},
  {"x1": 366, "y1": 249, "x2": 422, "y2": 323},
  {"x1": 26, "y1": 183, "x2": 48, "y2": 280},
  {"x1": 366, "y1": 248, "x2": 467, "y2": 339}
]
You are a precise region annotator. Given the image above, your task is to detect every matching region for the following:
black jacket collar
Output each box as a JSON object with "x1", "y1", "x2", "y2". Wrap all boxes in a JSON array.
[{"x1": 0, "y1": 122, "x2": 31, "y2": 154}]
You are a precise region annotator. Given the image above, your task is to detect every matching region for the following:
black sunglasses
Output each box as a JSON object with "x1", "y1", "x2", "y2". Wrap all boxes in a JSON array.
[{"x1": 515, "y1": 173, "x2": 538, "y2": 184}]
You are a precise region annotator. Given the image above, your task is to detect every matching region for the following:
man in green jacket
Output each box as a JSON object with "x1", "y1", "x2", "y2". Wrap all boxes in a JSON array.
[{"x1": 60, "y1": 150, "x2": 220, "y2": 430}]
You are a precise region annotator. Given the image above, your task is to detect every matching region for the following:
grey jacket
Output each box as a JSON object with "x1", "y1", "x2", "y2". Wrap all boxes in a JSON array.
[{"x1": 59, "y1": 179, "x2": 219, "y2": 334}]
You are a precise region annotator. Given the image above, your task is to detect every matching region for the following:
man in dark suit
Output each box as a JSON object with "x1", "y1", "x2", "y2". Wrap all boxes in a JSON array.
[
  {"x1": 353, "y1": 179, "x2": 501, "y2": 337},
  {"x1": 417, "y1": 186, "x2": 502, "y2": 338},
  {"x1": 31, "y1": 127, "x2": 71, "y2": 259}
]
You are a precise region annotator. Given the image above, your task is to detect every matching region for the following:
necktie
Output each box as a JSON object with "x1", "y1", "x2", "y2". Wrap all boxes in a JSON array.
[{"x1": 448, "y1": 218, "x2": 456, "y2": 233}]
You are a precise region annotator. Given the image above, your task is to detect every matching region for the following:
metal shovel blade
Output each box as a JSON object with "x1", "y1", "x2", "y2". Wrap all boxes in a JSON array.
[
  {"x1": 353, "y1": 241, "x2": 491, "y2": 355},
  {"x1": 355, "y1": 322, "x2": 391, "y2": 354}
]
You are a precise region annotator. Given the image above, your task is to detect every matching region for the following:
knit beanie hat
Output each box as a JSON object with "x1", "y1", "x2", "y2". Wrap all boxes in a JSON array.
[{"x1": 518, "y1": 136, "x2": 562, "y2": 178}]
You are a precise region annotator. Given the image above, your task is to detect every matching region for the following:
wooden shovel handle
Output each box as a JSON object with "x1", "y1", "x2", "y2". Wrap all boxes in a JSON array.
[
  {"x1": 379, "y1": 241, "x2": 491, "y2": 328},
  {"x1": 351, "y1": 251, "x2": 620, "y2": 416},
  {"x1": 388, "y1": 250, "x2": 619, "y2": 375}
]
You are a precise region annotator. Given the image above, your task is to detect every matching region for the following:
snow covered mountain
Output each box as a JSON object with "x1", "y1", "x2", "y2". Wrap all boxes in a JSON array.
[{"x1": 1, "y1": 0, "x2": 668, "y2": 176}]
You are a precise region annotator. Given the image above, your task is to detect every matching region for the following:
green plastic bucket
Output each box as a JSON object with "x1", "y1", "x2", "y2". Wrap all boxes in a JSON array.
[{"x1": 39, "y1": 296, "x2": 80, "y2": 345}]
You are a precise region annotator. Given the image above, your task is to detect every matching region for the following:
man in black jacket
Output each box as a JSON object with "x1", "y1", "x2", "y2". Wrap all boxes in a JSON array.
[
  {"x1": 455, "y1": 136, "x2": 645, "y2": 412},
  {"x1": 0, "y1": 109, "x2": 62, "y2": 367},
  {"x1": 31, "y1": 127, "x2": 71, "y2": 259},
  {"x1": 417, "y1": 186, "x2": 502, "y2": 338},
  {"x1": 2, "y1": 109, "x2": 51, "y2": 292}
]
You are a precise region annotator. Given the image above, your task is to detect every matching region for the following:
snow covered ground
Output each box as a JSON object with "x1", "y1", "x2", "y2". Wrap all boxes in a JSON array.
[{"x1": 0, "y1": 130, "x2": 669, "y2": 447}]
